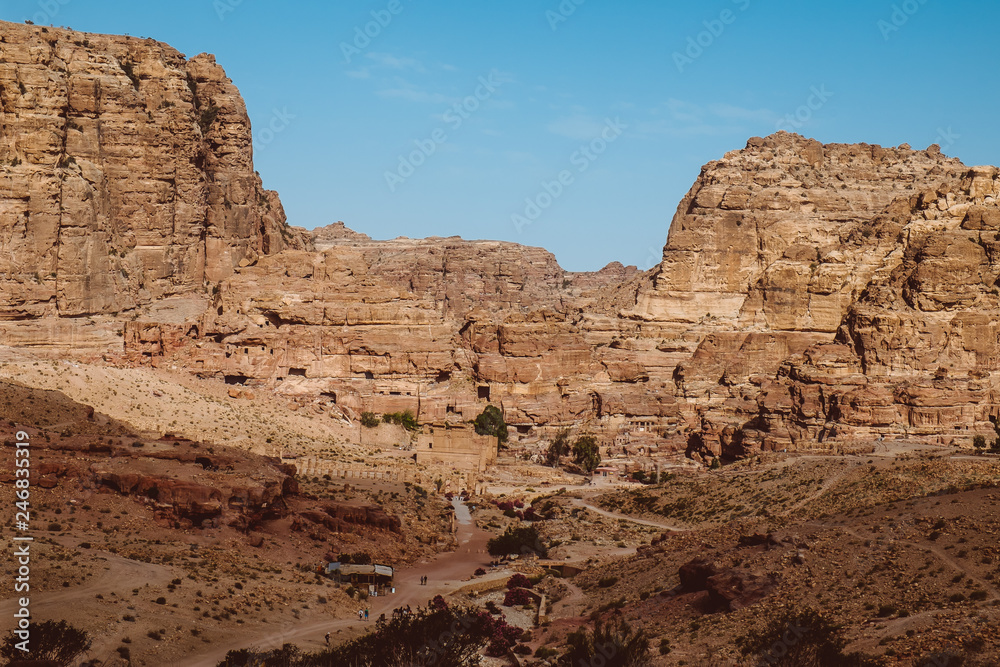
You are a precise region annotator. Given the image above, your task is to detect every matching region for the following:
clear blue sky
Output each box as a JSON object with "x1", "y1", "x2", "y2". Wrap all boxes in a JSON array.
[{"x1": 4, "y1": 1, "x2": 996, "y2": 270}]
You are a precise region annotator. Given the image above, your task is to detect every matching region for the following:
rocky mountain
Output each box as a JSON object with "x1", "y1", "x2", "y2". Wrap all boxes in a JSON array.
[
  {"x1": 0, "y1": 21, "x2": 308, "y2": 320},
  {"x1": 3, "y1": 21, "x2": 998, "y2": 462}
]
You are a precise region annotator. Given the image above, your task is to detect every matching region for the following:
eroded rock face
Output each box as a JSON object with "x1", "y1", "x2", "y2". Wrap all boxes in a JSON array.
[
  {"x1": 127, "y1": 134, "x2": 1000, "y2": 457},
  {"x1": 6, "y1": 20, "x2": 1000, "y2": 461},
  {"x1": 123, "y1": 235, "x2": 677, "y2": 440},
  {"x1": 0, "y1": 21, "x2": 307, "y2": 319}
]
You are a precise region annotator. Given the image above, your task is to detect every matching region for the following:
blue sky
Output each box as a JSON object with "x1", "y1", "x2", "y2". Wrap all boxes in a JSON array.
[{"x1": 4, "y1": 1, "x2": 996, "y2": 271}]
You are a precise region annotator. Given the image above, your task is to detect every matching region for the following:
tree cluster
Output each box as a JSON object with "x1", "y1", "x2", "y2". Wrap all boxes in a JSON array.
[{"x1": 546, "y1": 430, "x2": 602, "y2": 472}]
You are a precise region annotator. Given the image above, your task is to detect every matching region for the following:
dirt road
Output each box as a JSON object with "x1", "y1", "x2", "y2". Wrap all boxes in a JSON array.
[
  {"x1": 184, "y1": 500, "x2": 492, "y2": 666},
  {"x1": 570, "y1": 497, "x2": 688, "y2": 532}
]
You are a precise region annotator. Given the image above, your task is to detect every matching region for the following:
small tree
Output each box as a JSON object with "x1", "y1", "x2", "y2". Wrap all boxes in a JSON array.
[
  {"x1": 735, "y1": 607, "x2": 885, "y2": 666},
  {"x1": 573, "y1": 435, "x2": 601, "y2": 473},
  {"x1": 382, "y1": 410, "x2": 419, "y2": 431},
  {"x1": 546, "y1": 429, "x2": 570, "y2": 467},
  {"x1": 218, "y1": 643, "x2": 300, "y2": 667},
  {"x1": 317, "y1": 601, "x2": 495, "y2": 666},
  {"x1": 487, "y1": 524, "x2": 547, "y2": 558},
  {"x1": 0, "y1": 620, "x2": 92, "y2": 666},
  {"x1": 474, "y1": 405, "x2": 508, "y2": 451},
  {"x1": 360, "y1": 411, "x2": 380, "y2": 428},
  {"x1": 973, "y1": 434, "x2": 987, "y2": 453},
  {"x1": 560, "y1": 616, "x2": 651, "y2": 667}
]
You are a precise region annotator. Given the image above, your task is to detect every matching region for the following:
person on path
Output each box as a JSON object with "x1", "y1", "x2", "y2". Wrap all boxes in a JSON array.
[
  {"x1": 364, "y1": 608, "x2": 369, "y2": 621},
  {"x1": 325, "y1": 632, "x2": 330, "y2": 646}
]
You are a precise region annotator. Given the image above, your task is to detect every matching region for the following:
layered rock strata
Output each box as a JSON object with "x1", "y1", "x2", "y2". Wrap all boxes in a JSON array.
[
  {"x1": 0, "y1": 21, "x2": 306, "y2": 320},
  {"x1": 5, "y1": 21, "x2": 1000, "y2": 461}
]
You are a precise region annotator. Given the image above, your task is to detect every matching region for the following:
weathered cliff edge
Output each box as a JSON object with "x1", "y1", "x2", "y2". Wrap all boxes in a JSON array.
[
  {"x1": 4, "y1": 21, "x2": 999, "y2": 460},
  {"x1": 0, "y1": 20, "x2": 308, "y2": 320}
]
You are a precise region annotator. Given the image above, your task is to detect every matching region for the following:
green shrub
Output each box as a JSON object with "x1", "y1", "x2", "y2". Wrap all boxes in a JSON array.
[
  {"x1": 487, "y1": 524, "x2": 547, "y2": 558},
  {"x1": 573, "y1": 435, "x2": 601, "y2": 472},
  {"x1": 736, "y1": 607, "x2": 885, "y2": 666},
  {"x1": 562, "y1": 617, "x2": 650, "y2": 667},
  {"x1": 474, "y1": 405, "x2": 507, "y2": 448},
  {"x1": 198, "y1": 104, "x2": 220, "y2": 133},
  {"x1": 382, "y1": 410, "x2": 419, "y2": 431},
  {"x1": 0, "y1": 620, "x2": 91, "y2": 665}
]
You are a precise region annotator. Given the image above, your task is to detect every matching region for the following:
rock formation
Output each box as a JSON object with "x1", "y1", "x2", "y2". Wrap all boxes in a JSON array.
[
  {"x1": 5, "y1": 21, "x2": 1000, "y2": 462},
  {"x1": 129, "y1": 134, "x2": 1000, "y2": 461},
  {"x1": 0, "y1": 20, "x2": 307, "y2": 320}
]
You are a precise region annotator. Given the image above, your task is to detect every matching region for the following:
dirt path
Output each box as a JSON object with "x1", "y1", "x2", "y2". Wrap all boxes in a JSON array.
[
  {"x1": 0, "y1": 551, "x2": 174, "y2": 618},
  {"x1": 0, "y1": 547, "x2": 175, "y2": 663},
  {"x1": 803, "y1": 521, "x2": 1000, "y2": 651},
  {"x1": 184, "y1": 500, "x2": 493, "y2": 666},
  {"x1": 804, "y1": 521, "x2": 999, "y2": 600},
  {"x1": 547, "y1": 578, "x2": 587, "y2": 619},
  {"x1": 570, "y1": 498, "x2": 688, "y2": 532},
  {"x1": 785, "y1": 461, "x2": 858, "y2": 515}
]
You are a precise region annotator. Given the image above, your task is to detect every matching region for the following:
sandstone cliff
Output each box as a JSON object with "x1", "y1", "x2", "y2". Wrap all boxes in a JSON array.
[
  {"x1": 5, "y1": 21, "x2": 999, "y2": 462},
  {"x1": 131, "y1": 134, "x2": 994, "y2": 461},
  {"x1": 0, "y1": 20, "x2": 306, "y2": 319}
]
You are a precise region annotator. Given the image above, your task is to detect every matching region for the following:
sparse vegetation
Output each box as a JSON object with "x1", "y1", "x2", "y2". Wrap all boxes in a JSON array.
[
  {"x1": 561, "y1": 617, "x2": 650, "y2": 667},
  {"x1": 546, "y1": 428, "x2": 571, "y2": 467},
  {"x1": 382, "y1": 410, "x2": 419, "y2": 431},
  {"x1": 0, "y1": 620, "x2": 91, "y2": 665},
  {"x1": 487, "y1": 524, "x2": 547, "y2": 558},
  {"x1": 573, "y1": 435, "x2": 601, "y2": 473},
  {"x1": 474, "y1": 405, "x2": 508, "y2": 450},
  {"x1": 199, "y1": 104, "x2": 220, "y2": 133},
  {"x1": 736, "y1": 607, "x2": 885, "y2": 666}
]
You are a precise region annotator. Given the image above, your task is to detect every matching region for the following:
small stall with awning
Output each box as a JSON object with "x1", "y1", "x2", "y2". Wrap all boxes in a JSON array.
[{"x1": 325, "y1": 562, "x2": 395, "y2": 595}]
